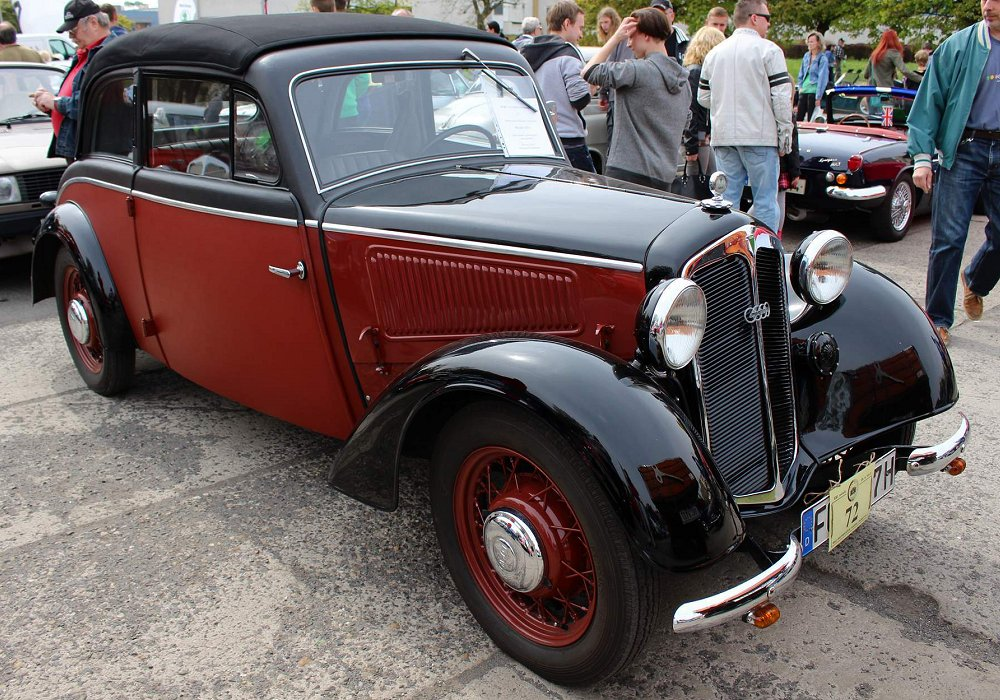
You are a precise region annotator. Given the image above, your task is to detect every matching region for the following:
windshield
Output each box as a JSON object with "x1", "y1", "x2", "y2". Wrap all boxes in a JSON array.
[
  {"x1": 293, "y1": 65, "x2": 560, "y2": 188},
  {"x1": 0, "y1": 65, "x2": 63, "y2": 122}
]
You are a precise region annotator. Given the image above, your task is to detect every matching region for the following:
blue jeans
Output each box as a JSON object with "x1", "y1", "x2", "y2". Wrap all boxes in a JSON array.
[
  {"x1": 714, "y1": 145, "x2": 781, "y2": 233},
  {"x1": 926, "y1": 137, "x2": 1000, "y2": 329}
]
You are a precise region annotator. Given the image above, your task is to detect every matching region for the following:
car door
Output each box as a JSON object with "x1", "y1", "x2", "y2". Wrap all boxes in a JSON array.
[{"x1": 132, "y1": 76, "x2": 357, "y2": 437}]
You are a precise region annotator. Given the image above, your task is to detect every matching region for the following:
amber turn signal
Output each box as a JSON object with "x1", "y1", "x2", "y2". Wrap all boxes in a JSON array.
[
  {"x1": 946, "y1": 458, "x2": 966, "y2": 476},
  {"x1": 744, "y1": 602, "x2": 781, "y2": 628},
  {"x1": 835, "y1": 173, "x2": 848, "y2": 185}
]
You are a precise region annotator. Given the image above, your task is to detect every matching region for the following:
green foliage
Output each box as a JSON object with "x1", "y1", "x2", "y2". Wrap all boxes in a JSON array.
[
  {"x1": 0, "y1": 0, "x2": 21, "y2": 31},
  {"x1": 117, "y1": 13, "x2": 134, "y2": 31},
  {"x1": 351, "y1": 0, "x2": 407, "y2": 14}
]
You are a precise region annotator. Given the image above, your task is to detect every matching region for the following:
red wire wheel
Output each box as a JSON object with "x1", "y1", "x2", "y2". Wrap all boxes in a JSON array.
[
  {"x1": 60, "y1": 261, "x2": 105, "y2": 374},
  {"x1": 452, "y1": 446, "x2": 596, "y2": 646}
]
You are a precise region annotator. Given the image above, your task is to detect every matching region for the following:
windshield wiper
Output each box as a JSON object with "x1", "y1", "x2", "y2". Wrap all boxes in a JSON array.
[
  {"x1": 1, "y1": 112, "x2": 47, "y2": 127},
  {"x1": 461, "y1": 48, "x2": 537, "y2": 113}
]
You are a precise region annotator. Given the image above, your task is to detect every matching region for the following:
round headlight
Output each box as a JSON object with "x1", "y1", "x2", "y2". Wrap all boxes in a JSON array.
[
  {"x1": 0, "y1": 176, "x2": 21, "y2": 204},
  {"x1": 791, "y1": 230, "x2": 853, "y2": 306},
  {"x1": 647, "y1": 279, "x2": 707, "y2": 370}
]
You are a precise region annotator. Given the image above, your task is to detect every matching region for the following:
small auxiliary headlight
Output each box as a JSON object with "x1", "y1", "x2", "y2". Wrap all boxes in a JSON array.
[
  {"x1": 644, "y1": 279, "x2": 707, "y2": 370},
  {"x1": 791, "y1": 230, "x2": 853, "y2": 306}
]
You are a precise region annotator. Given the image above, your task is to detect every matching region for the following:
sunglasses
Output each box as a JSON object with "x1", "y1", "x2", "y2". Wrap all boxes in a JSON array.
[{"x1": 753, "y1": 12, "x2": 771, "y2": 22}]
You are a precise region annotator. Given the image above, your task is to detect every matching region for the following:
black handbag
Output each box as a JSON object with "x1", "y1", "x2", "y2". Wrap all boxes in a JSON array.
[{"x1": 670, "y1": 160, "x2": 710, "y2": 200}]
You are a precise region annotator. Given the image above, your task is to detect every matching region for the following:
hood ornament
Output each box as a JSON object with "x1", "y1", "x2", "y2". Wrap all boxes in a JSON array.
[{"x1": 700, "y1": 171, "x2": 733, "y2": 212}]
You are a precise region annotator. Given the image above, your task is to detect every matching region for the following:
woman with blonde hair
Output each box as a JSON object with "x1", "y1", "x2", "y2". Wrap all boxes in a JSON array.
[
  {"x1": 596, "y1": 6, "x2": 633, "y2": 143},
  {"x1": 796, "y1": 31, "x2": 829, "y2": 121},
  {"x1": 682, "y1": 26, "x2": 725, "y2": 174},
  {"x1": 865, "y1": 29, "x2": 921, "y2": 88}
]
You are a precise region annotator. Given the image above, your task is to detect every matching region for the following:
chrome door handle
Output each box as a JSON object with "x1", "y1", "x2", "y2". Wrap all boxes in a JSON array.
[{"x1": 268, "y1": 261, "x2": 306, "y2": 280}]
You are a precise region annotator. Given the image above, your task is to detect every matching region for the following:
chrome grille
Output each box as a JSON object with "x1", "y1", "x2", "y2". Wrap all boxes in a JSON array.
[
  {"x1": 16, "y1": 169, "x2": 64, "y2": 202},
  {"x1": 756, "y1": 247, "x2": 797, "y2": 476},
  {"x1": 691, "y1": 254, "x2": 773, "y2": 495}
]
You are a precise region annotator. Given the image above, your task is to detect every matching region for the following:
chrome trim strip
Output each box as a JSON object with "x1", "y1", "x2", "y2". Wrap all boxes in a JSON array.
[
  {"x1": 318, "y1": 222, "x2": 644, "y2": 272},
  {"x1": 673, "y1": 536, "x2": 802, "y2": 633},
  {"x1": 287, "y1": 59, "x2": 561, "y2": 194},
  {"x1": 906, "y1": 414, "x2": 969, "y2": 476},
  {"x1": 61, "y1": 177, "x2": 301, "y2": 228},
  {"x1": 130, "y1": 191, "x2": 299, "y2": 228},
  {"x1": 61, "y1": 176, "x2": 131, "y2": 196},
  {"x1": 825, "y1": 184, "x2": 887, "y2": 201}
]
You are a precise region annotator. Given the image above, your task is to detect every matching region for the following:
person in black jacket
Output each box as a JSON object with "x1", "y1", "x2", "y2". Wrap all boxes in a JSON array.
[{"x1": 681, "y1": 26, "x2": 725, "y2": 176}]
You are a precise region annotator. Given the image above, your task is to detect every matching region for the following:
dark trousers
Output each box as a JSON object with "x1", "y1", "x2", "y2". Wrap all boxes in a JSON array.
[
  {"x1": 795, "y1": 93, "x2": 817, "y2": 122},
  {"x1": 562, "y1": 138, "x2": 596, "y2": 173},
  {"x1": 926, "y1": 137, "x2": 1000, "y2": 328},
  {"x1": 605, "y1": 166, "x2": 671, "y2": 192}
]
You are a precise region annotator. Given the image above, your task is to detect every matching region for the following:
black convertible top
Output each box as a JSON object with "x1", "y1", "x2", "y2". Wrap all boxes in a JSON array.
[{"x1": 86, "y1": 13, "x2": 508, "y2": 81}]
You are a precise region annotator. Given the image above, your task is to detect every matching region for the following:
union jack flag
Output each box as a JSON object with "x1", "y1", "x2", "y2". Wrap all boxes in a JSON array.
[{"x1": 881, "y1": 105, "x2": 894, "y2": 127}]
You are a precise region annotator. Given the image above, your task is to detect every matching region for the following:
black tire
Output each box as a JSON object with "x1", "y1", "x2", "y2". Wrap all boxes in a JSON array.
[
  {"x1": 872, "y1": 174, "x2": 915, "y2": 242},
  {"x1": 54, "y1": 247, "x2": 135, "y2": 396},
  {"x1": 430, "y1": 400, "x2": 662, "y2": 686}
]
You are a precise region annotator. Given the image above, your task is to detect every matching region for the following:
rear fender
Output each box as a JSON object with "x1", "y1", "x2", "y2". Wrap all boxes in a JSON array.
[
  {"x1": 329, "y1": 335, "x2": 745, "y2": 572},
  {"x1": 32, "y1": 202, "x2": 133, "y2": 351}
]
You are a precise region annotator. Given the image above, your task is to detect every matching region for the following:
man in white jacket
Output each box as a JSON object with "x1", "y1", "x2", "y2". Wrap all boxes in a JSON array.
[{"x1": 697, "y1": 0, "x2": 792, "y2": 233}]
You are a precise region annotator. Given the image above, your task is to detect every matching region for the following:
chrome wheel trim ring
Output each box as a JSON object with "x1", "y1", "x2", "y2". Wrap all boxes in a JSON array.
[{"x1": 482, "y1": 509, "x2": 545, "y2": 593}]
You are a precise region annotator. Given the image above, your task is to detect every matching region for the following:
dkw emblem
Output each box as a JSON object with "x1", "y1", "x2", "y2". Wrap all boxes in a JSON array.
[{"x1": 744, "y1": 302, "x2": 771, "y2": 324}]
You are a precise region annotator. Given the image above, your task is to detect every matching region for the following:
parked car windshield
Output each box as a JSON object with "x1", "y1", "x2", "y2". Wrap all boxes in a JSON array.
[
  {"x1": 0, "y1": 65, "x2": 63, "y2": 123},
  {"x1": 293, "y1": 66, "x2": 560, "y2": 188}
]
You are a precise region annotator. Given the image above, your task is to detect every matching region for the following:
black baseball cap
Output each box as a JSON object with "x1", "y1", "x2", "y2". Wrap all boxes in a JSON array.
[
  {"x1": 650, "y1": 0, "x2": 674, "y2": 11},
  {"x1": 57, "y1": 0, "x2": 101, "y2": 33}
]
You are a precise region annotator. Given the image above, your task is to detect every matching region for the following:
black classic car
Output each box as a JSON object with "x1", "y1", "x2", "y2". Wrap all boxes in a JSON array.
[
  {"x1": 32, "y1": 15, "x2": 969, "y2": 685},
  {"x1": 0, "y1": 62, "x2": 67, "y2": 260},
  {"x1": 787, "y1": 86, "x2": 930, "y2": 241}
]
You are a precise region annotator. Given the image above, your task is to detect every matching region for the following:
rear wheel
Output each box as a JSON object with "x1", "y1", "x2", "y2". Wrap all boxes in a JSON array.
[
  {"x1": 54, "y1": 247, "x2": 135, "y2": 395},
  {"x1": 430, "y1": 401, "x2": 662, "y2": 685},
  {"x1": 872, "y1": 175, "x2": 915, "y2": 242}
]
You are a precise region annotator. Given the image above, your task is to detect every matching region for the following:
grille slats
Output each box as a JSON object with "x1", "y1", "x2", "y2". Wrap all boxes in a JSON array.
[
  {"x1": 15, "y1": 169, "x2": 64, "y2": 201},
  {"x1": 692, "y1": 255, "x2": 774, "y2": 495}
]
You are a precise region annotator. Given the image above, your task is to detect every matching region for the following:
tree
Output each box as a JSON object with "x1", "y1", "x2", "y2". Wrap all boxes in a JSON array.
[{"x1": 0, "y1": 0, "x2": 21, "y2": 31}]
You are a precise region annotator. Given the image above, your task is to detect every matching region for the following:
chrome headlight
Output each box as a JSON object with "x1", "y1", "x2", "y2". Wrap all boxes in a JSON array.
[
  {"x1": 0, "y1": 176, "x2": 21, "y2": 204},
  {"x1": 791, "y1": 230, "x2": 853, "y2": 306},
  {"x1": 640, "y1": 279, "x2": 707, "y2": 370}
]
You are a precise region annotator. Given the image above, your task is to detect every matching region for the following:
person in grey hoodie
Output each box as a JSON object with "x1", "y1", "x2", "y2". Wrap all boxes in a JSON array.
[
  {"x1": 582, "y1": 8, "x2": 690, "y2": 190},
  {"x1": 521, "y1": 1, "x2": 595, "y2": 172}
]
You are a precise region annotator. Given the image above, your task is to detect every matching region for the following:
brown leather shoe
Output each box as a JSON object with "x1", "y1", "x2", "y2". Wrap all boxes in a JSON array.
[
  {"x1": 936, "y1": 326, "x2": 950, "y2": 345},
  {"x1": 962, "y1": 273, "x2": 983, "y2": 320}
]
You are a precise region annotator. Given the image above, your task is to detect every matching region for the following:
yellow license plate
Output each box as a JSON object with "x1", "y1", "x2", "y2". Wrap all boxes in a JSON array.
[{"x1": 827, "y1": 458, "x2": 879, "y2": 550}]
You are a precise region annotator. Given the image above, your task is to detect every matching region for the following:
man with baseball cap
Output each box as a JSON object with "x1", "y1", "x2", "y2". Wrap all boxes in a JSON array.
[
  {"x1": 650, "y1": 0, "x2": 689, "y2": 61},
  {"x1": 30, "y1": 1, "x2": 114, "y2": 159}
]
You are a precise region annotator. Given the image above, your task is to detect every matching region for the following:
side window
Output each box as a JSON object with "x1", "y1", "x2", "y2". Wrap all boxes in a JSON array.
[
  {"x1": 233, "y1": 92, "x2": 279, "y2": 184},
  {"x1": 90, "y1": 76, "x2": 136, "y2": 158},
  {"x1": 146, "y1": 77, "x2": 231, "y2": 179},
  {"x1": 49, "y1": 39, "x2": 73, "y2": 61}
]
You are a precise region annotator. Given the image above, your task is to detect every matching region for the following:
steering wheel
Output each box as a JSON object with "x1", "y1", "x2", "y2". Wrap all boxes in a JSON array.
[
  {"x1": 836, "y1": 113, "x2": 877, "y2": 126},
  {"x1": 422, "y1": 124, "x2": 497, "y2": 154}
]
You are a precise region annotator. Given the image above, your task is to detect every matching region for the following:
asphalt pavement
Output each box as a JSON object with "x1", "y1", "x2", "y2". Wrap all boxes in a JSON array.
[{"x1": 1, "y1": 213, "x2": 998, "y2": 699}]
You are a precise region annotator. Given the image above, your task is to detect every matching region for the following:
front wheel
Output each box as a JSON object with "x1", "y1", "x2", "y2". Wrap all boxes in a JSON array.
[
  {"x1": 54, "y1": 247, "x2": 135, "y2": 395},
  {"x1": 430, "y1": 401, "x2": 662, "y2": 685},
  {"x1": 872, "y1": 175, "x2": 915, "y2": 242}
]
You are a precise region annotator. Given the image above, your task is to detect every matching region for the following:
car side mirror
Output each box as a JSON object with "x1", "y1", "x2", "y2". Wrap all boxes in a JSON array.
[{"x1": 40, "y1": 191, "x2": 57, "y2": 206}]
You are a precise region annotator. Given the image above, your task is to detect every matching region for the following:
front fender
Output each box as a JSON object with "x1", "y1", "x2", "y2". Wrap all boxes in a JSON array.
[
  {"x1": 31, "y1": 202, "x2": 133, "y2": 352},
  {"x1": 793, "y1": 261, "x2": 958, "y2": 460},
  {"x1": 329, "y1": 336, "x2": 745, "y2": 572}
]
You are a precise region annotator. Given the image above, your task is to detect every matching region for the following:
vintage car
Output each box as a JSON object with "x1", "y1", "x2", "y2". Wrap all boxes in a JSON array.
[
  {"x1": 787, "y1": 85, "x2": 931, "y2": 241},
  {"x1": 0, "y1": 62, "x2": 67, "y2": 260},
  {"x1": 32, "y1": 15, "x2": 969, "y2": 686}
]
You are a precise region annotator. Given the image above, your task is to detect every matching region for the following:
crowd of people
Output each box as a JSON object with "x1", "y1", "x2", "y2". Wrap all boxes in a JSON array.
[{"x1": 3, "y1": 0, "x2": 996, "y2": 343}]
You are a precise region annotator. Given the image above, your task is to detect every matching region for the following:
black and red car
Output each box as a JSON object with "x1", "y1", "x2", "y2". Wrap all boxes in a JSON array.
[
  {"x1": 788, "y1": 86, "x2": 931, "y2": 241},
  {"x1": 32, "y1": 15, "x2": 968, "y2": 685}
]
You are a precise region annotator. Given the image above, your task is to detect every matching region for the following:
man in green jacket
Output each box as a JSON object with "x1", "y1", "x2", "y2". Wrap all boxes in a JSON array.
[{"x1": 907, "y1": 0, "x2": 1000, "y2": 345}]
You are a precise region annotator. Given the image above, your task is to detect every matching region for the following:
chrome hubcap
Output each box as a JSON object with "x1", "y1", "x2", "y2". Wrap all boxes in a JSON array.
[
  {"x1": 890, "y1": 182, "x2": 912, "y2": 230},
  {"x1": 482, "y1": 509, "x2": 545, "y2": 592},
  {"x1": 67, "y1": 299, "x2": 91, "y2": 344}
]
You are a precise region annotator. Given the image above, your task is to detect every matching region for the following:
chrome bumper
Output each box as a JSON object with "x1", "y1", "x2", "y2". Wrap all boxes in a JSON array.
[
  {"x1": 825, "y1": 184, "x2": 887, "y2": 202},
  {"x1": 672, "y1": 535, "x2": 802, "y2": 633},
  {"x1": 906, "y1": 414, "x2": 970, "y2": 476}
]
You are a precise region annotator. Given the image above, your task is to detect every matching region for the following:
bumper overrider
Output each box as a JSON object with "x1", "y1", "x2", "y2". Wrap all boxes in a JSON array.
[{"x1": 672, "y1": 415, "x2": 970, "y2": 634}]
